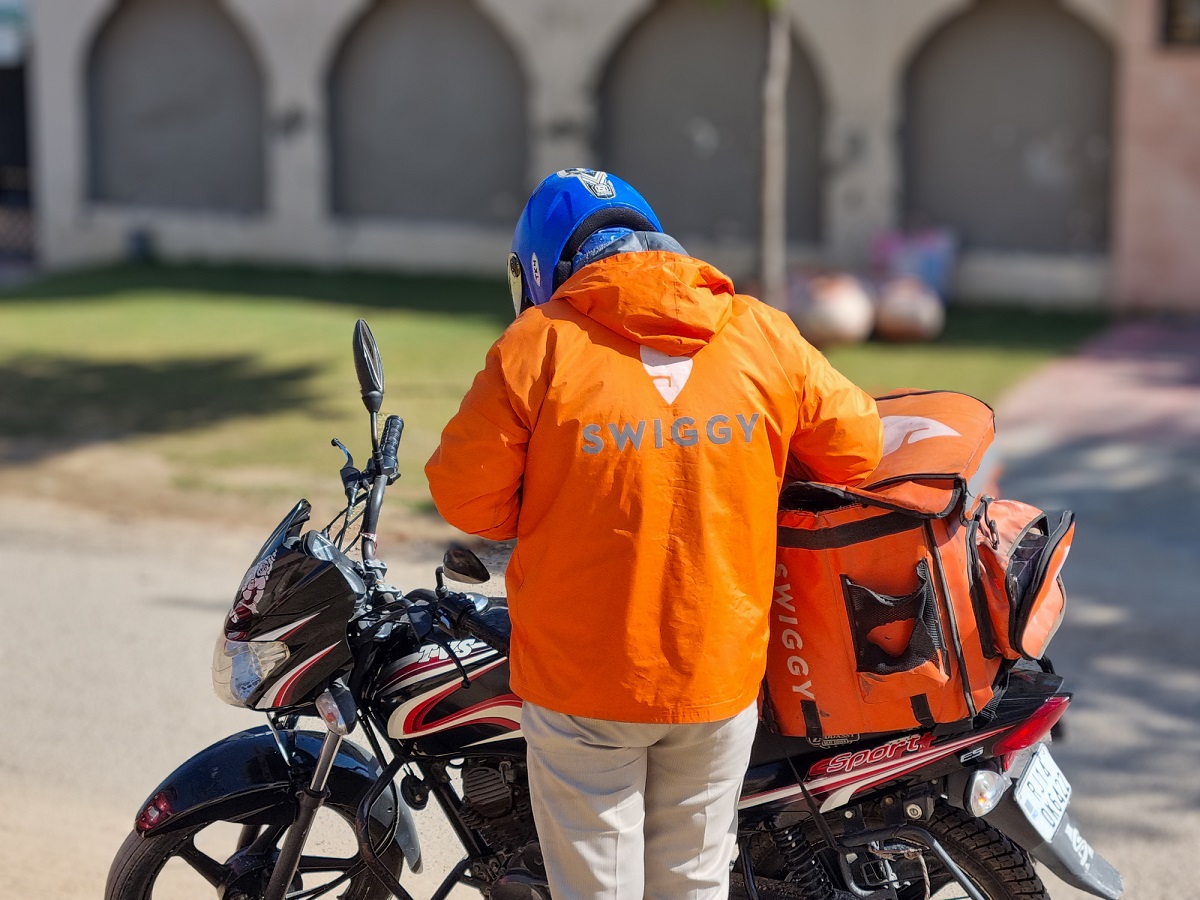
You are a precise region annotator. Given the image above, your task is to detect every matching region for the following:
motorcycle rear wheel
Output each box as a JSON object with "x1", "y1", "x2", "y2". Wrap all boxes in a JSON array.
[
  {"x1": 737, "y1": 804, "x2": 1048, "y2": 900},
  {"x1": 900, "y1": 805, "x2": 1049, "y2": 900},
  {"x1": 105, "y1": 797, "x2": 402, "y2": 900}
]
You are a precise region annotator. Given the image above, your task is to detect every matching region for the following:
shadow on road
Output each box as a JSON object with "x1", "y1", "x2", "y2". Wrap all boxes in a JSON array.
[
  {"x1": 995, "y1": 319, "x2": 1200, "y2": 852},
  {"x1": 0, "y1": 353, "x2": 326, "y2": 462}
]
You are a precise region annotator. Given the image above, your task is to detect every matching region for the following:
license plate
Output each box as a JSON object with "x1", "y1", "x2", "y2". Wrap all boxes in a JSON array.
[{"x1": 1014, "y1": 744, "x2": 1072, "y2": 842}]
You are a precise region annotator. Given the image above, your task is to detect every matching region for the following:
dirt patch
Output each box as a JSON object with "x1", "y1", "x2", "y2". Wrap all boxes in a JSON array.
[{"x1": 0, "y1": 439, "x2": 467, "y2": 547}]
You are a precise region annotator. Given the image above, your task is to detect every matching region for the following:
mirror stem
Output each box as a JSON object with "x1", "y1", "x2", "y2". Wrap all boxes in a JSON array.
[{"x1": 369, "y1": 411, "x2": 381, "y2": 461}]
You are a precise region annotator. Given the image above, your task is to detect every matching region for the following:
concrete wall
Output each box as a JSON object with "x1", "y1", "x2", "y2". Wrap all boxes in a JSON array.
[
  {"x1": 904, "y1": 0, "x2": 1113, "y2": 255},
  {"x1": 88, "y1": 0, "x2": 264, "y2": 213},
  {"x1": 600, "y1": 0, "x2": 824, "y2": 255},
  {"x1": 1113, "y1": 0, "x2": 1200, "y2": 311},
  {"x1": 29, "y1": 0, "x2": 1135, "y2": 306},
  {"x1": 329, "y1": 0, "x2": 526, "y2": 225}
]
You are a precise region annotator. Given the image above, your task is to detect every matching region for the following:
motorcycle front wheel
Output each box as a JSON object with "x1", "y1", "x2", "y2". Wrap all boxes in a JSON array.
[{"x1": 105, "y1": 796, "x2": 403, "y2": 900}]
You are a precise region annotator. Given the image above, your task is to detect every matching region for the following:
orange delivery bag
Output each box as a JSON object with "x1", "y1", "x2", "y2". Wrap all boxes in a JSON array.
[{"x1": 765, "y1": 390, "x2": 1011, "y2": 741}]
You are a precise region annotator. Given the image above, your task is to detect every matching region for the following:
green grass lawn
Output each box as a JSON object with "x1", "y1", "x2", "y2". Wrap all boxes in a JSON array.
[
  {"x1": 823, "y1": 305, "x2": 1111, "y2": 400},
  {"x1": 0, "y1": 263, "x2": 1110, "y2": 515}
]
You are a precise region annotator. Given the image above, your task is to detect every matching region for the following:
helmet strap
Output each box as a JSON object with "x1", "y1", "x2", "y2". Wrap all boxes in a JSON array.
[{"x1": 554, "y1": 259, "x2": 574, "y2": 292}]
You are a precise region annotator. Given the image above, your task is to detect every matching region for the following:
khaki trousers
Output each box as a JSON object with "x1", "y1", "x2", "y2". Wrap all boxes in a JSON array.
[{"x1": 522, "y1": 701, "x2": 758, "y2": 900}]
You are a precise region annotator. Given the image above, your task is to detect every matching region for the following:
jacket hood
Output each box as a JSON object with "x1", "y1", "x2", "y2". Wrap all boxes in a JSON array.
[{"x1": 556, "y1": 251, "x2": 736, "y2": 356}]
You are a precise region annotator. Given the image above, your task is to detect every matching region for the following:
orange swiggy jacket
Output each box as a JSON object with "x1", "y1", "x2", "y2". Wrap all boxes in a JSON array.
[{"x1": 426, "y1": 251, "x2": 882, "y2": 724}]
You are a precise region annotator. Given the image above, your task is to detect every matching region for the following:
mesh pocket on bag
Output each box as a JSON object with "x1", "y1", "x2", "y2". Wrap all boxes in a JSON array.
[
  {"x1": 972, "y1": 497, "x2": 1074, "y2": 660},
  {"x1": 842, "y1": 559, "x2": 946, "y2": 675},
  {"x1": 1007, "y1": 523, "x2": 1051, "y2": 602}
]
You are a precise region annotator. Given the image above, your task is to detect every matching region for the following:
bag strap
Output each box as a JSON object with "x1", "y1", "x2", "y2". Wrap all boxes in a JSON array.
[
  {"x1": 966, "y1": 498, "x2": 1000, "y2": 660},
  {"x1": 910, "y1": 694, "x2": 936, "y2": 729},
  {"x1": 778, "y1": 512, "x2": 922, "y2": 550},
  {"x1": 923, "y1": 520, "x2": 978, "y2": 719},
  {"x1": 979, "y1": 495, "x2": 1000, "y2": 549}
]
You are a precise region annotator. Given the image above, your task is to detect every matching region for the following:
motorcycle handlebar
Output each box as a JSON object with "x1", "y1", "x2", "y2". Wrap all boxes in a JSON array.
[
  {"x1": 360, "y1": 474, "x2": 387, "y2": 562},
  {"x1": 359, "y1": 416, "x2": 403, "y2": 564},
  {"x1": 379, "y1": 415, "x2": 403, "y2": 482},
  {"x1": 437, "y1": 592, "x2": 511, "y2": 655}
]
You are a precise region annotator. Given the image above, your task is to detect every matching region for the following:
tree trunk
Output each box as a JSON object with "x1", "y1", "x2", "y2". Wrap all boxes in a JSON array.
[{"x1": 760, "y1": 3, "x2": 790, "y2": 310}]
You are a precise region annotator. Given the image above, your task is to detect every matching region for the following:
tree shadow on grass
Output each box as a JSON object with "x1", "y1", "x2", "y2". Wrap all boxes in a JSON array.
[
  {"x1": 0, "y1": 354, "x2": 326, "y2": 462},
  {"x1": 0, "y1": 262, "x2": 513, "y2": 327}
]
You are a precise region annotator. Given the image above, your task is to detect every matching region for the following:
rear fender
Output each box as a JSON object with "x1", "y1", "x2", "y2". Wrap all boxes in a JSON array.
[
  {"x1": 983, "y1": 793, "x2": 1122, "y2": 899},
  {"x1": 133, "y1": 726, "x2": 421, "y2": 873}
]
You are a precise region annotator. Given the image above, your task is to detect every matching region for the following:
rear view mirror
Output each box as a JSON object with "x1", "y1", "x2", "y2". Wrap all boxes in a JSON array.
[
  {"x1": 353, "y1": 319, "x2": 384, "y2": 415},
  {"x1": 442, "y1": 544, "x2": 490, "y2": 585}
]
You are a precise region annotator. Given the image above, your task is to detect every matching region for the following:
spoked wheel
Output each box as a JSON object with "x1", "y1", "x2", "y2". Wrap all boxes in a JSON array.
[
  {"x1": 901, "y1": 806, "x2": 1049, "y2": 900},
  {"x1": 105, "y1": 798, "x2": 402, "y2": 900}
]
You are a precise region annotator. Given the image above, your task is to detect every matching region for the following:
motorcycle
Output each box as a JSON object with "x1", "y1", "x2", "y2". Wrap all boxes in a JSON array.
[{"x1": 107, "y1": 319, "x2": 1123, "y2": 900}]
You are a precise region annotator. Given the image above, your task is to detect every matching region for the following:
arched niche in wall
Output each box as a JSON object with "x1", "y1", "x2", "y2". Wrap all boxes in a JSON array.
[
  {"x1": 903, "y1": 0, "x2": 1114, "y2": 254},
  {"x1": 599, "y1": 0, "x2": 824, "y2": 247},
  {"x1": 328, "y1": 0, "x2": 527, "y2": 225},
  {"x1": 87, "y1": 0, "x2": 265, "y2": 213}
]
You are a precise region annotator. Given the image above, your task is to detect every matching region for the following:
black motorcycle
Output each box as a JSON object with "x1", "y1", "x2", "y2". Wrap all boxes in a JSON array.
[{"x1": 106, "y1": 320, "x2": 1122, "y2": 900}]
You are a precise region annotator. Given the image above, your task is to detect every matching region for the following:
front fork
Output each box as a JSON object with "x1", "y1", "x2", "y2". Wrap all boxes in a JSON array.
[{"x1": 263, "y1": 729, "x2": 345, "y2": 900}]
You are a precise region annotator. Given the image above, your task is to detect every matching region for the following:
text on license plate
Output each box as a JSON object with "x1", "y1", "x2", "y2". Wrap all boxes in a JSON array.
[{"x1": 1014, "y1": 744, "x2": 1072, "y2": 843}]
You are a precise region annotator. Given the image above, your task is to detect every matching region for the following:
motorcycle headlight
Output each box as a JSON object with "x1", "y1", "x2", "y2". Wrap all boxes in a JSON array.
[{"x1": 212, "y1": 637, "x2": 290, "y2": 708}]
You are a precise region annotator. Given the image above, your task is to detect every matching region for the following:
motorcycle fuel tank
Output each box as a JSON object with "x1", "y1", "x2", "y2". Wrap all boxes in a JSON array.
[{"x1": 374, "y1": 636, "x2": 526, "y2": 757}]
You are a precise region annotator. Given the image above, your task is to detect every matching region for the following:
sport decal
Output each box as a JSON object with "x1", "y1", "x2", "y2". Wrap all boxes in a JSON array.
[
  {"x1": 806, "y1": 733, "x2": 934, "y2": 778},
  {"x1": 737, "y1": 726, "x2": 1006, "y2": 813},
  {"x1": 557, "y1": 168, "x2": 616, "y2": 199},
  {"x1": 386, "y1": 657, "x2": 523, "y2": 745},
  {"x1": 255, "y1": 643, "x2": 339, "y2": 710},
  {"x1": 881, "y1": 415, "x2": 961, "y2": 457},
  {"x1": 378, "y1": 639, "x2": 499, "y2": 696},
  {"x1": 255, "y1": 613, "x2": 319, "y2": 642}
]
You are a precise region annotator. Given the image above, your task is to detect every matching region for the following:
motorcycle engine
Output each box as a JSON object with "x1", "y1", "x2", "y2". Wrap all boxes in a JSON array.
[
  {"x1": 460, "y1": 759, "x2": 548, "y2": 898},
  {"x1": 463, "y1": 761, "x2": 518, "y2": 818}
]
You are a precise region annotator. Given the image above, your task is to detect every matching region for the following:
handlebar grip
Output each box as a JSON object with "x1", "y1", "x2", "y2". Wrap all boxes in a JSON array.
[
  {"x1": 439, "y1": 593, "x2": 511, "y2": 654},
  {"x1": 460, "y1": 606, "x2": 511, "y2": 655},
  {"x1": 380, "y1": 415, "x2": 404, "y2": 481},
  {"x1": 437, "y1": 592, "x2": 474, "y2": 621}
]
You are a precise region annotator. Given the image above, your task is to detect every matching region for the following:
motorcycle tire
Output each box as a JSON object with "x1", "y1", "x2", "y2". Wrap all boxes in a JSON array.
[
  {"x1": 896, "y1": 805, "x2": 1049, "y2": 900},
  {"x1": 105, "y1": 796, "x2": 403, "y2": 900}
]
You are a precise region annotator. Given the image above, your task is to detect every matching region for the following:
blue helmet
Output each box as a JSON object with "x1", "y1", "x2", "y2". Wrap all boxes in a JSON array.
[{"x1": 508, "y1": 169, "x2": 662, "y2": 316}]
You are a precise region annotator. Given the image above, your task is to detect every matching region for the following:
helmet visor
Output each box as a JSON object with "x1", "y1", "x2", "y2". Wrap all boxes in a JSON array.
[{"x1": 507, "y1": 252, "x2": 525, "y2": 318}]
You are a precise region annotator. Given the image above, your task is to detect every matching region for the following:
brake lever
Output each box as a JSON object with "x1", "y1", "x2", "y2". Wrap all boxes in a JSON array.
[{"x1": 331, "y1": 438, "x2": 363, "y2": 495}]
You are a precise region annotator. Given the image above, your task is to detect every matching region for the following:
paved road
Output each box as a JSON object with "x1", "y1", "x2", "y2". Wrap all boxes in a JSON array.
[
  {"x1": 0, "y1": 319, "x2": 1195, "y2": 898},
  {"x1": 992, "y1": 319, "x2": 1200, "y2": 899},
  {"x1": 0, "y1": 496, "x2": 473, "y2": 898}
]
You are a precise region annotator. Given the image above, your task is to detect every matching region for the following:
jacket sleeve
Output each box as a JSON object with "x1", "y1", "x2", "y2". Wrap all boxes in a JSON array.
[
  {"x1": 777, "y1": 318, "x2": 883, "y2": 487},
  {"x1": 424, "y1": 321, "x2": 544, "y2": 541}
]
